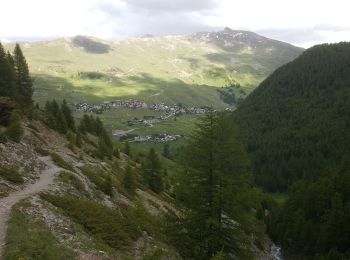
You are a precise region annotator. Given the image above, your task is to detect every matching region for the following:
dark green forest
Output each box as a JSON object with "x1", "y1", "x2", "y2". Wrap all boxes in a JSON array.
[
  {"x1": 0, "y1": 42, "x2": 33, "y2": 106},
  {"x1": 233, "y1": 43, "x2": 350, "y2": 259},
  {"x1": 234, "y1": 43, "x2": 350, "y2": 192}
]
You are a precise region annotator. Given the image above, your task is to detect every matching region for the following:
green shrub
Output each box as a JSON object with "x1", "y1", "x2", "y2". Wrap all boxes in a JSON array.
[
  {"x1": 5, "y1": 112, "x2": 23, "y2": 143},
  {"x1": 41, "y1": 194, "x2": 134, "y2": 249},
  {"x1": 79, "y1": 166, "x2": 113, "y2": 196},
  {"x1": 50, "y1": 152, "x2": 74, "y2": 172},
  {"x1": 122, "y1": 166, "x2": 136, "y2": 194},
  {"x1": 0, "y1": 166, "x2": 24, "y2": 184},
  {"x1": 4, "y1": 202, "x2": 75, "y2": 259},
  {"x1": 58, "y1": 171, "x2": 85, "y2": 192},
  {"x1": 35, "y1": 147, "x2": 50, "y2": 156}
]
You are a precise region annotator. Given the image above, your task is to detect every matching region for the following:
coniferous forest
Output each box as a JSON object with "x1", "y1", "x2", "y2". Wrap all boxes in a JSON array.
[{"x1": 234, "y1": 43, "x2": 350, "y2": 259}]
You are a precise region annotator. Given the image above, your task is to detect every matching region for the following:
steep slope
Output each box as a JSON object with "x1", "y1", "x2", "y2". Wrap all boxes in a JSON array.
[
  {"x1": 5, "y1": 28, "x2": 303, "y2": 107},
  {"x1": 0, "y1": 108, "x2": 279, "y2": 259},
  {"x1": 0, "y1": 114, "x2": 181, "y2": 259},
  {"x1": 233, "y1": 42, "x2": 350, "y2": 192}
]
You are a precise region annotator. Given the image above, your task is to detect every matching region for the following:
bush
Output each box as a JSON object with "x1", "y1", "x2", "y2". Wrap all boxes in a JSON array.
[
  {"x1": 58, "y1": 171, "x2": 85, "y2": 192},
  {"x1": 0, "y1": 166, "x2": 24, "y2": 184},
  {"x1": 41, "y1": 194, "x2": 134, "y2": 249},
  {"x1": 35, "y1": 147, "x2": 50, "y2": 156},
  {"x1": 4, "y1": 202, "x2": 75, "y2": 259},
  {"x1": 79, "y1": 166, "x2": 113, "y2": 196},
  {"x1": 50, "y1": 152, "x2": 75, "y2": 172},
  {"x1": 5, "y1": 112, "x2": 23, "y2": 142}
]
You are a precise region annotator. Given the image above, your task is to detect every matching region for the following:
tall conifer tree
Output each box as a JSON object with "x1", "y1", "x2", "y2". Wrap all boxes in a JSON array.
[{"x1": 13, "y1": 43, "x2": 33, "y2": 104}]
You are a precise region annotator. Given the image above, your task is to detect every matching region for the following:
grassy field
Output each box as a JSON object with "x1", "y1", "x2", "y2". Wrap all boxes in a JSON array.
[{"x1": 75, "y1": 108, "x2": 199, "y2": 151}]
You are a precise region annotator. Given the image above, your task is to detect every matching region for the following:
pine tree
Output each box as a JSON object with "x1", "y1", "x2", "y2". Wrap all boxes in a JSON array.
[
  {"x1": 61, "y1": 99, "x2": 75, "y2": 130},
  {"x1": 75, "y1": 132, "x2": 82, "y2": 147},
  {"x1": 143, "y1": 148, "x2": 163, "y2": 193},
  {"x1": 124, "y1": 142, "x2": 131, "y2": 156},
  {"x1": 162, "y1": 143, "x2": 171, "y2": 159},
  {"x1": 5, "y1": 111, "x2": 24, "y2": 142},
  {"x1": 56, "y1": 109, "x2": 68, "y2": 134},
  {"x1": 13, "y1": 43, "x2": 33, "y2": 104},
  {"x1": 0, "y1": 43, "x2": 16, "y2": 98},
  {"x1": 173, "y1": 110, "x2": 253, "y2": 258},
  {"x1": 102, "y1": 175, "x2": 113, "y2": 197},
  {"x1": 123, "y1": 165, "x2": 136, "y2": 194}
]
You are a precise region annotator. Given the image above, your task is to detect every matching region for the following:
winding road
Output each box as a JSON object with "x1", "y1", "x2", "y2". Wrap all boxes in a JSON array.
[{"x1": 0, "y1": 156, "x2": 60, "y2": 258}]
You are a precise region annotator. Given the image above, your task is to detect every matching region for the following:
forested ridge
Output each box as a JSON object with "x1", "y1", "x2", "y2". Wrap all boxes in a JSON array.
[
  {"x1": 233, "y1": 42, "x2": 350, "y2": 259},
  {"x1": 233, "y1": 42, "x2": 350, "y2": 192}
]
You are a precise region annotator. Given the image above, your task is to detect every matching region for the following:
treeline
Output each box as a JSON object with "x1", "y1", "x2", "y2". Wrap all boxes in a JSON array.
[
  {"x1": 268, "y1": 157, "x2": 350, "y2": 259},
  {"x1": 233, "y1": 43, "x2": 350, "y2": 192},
  {"x1": 44, "y1": 99, "x2": 114, "y2": 160},
  {"x1": 0, "y1": 42, "x2": 33, "y2": 105}
]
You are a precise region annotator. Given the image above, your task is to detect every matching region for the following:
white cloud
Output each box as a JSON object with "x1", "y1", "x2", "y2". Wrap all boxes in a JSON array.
[{"x1": 1, "y1": 0, "x2": 350, "y2": 47}]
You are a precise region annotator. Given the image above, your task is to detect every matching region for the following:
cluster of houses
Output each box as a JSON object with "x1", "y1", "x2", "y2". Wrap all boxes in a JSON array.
[
  {"x1": 75, "y1": 99, "x2": 148, "y2": 113},
  {"x1": 129, "y1": 133, "x2": 184, "y2": 143},
  {"x1": 127, "y1": 115, "x2": 161, "y2": 126},
  {"x1": 75, "y1": 99, "x2": 209, "y2": 116},
  {"x1": 149, "y1": 103, "x2": 208, "y2": 116}
]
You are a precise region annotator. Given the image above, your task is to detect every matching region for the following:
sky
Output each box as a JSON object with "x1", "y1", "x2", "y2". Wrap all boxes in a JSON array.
[{"x1": 1, "y1": 0, "x2": 350, "y2": 48}]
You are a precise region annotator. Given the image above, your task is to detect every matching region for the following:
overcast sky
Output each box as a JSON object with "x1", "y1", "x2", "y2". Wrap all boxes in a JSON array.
[{"x1": 1, "y1": 0, "x2": 350, "y2": 48}]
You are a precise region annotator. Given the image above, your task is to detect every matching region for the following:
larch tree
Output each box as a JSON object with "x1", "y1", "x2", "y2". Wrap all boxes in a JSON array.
[{"x1": 173, "y1": 110, "x2": 254, "y2": 258}]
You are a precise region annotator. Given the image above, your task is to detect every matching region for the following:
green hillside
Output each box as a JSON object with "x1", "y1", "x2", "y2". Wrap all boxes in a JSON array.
[
  {"x1": 233, "y1": 42, "x2": 350, "y2": 192},
  {"x1": 5, "y1": 28, "x2": 303, "y2": 107}
]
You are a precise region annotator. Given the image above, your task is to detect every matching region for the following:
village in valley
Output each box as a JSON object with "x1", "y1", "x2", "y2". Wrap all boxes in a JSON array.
[{"x1": 75, "y1": 99, "x2": 213, "y2": 144}]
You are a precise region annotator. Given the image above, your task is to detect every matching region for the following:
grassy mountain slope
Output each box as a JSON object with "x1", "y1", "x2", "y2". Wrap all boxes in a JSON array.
[
  {"x1": 6, "y1": 28, "x2": 303, "y2": 107},
  {"x1": 0, "y1": 104, "x2": 276, "y2": 259},
  {"x1": 233, "y1": 42, "x2": 350, "y2": 192}
]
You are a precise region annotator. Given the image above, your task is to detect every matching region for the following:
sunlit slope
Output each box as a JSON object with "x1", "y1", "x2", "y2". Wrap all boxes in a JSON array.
[{"x1": 8, "y1": 29, "x2": 303, "y2": 107}]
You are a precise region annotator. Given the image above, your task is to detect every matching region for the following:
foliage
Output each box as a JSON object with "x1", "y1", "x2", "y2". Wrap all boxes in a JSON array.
[
  {"x1": 13, "y1": 43, "x2": 33, "y2": 105},
  {"x1": 122, "y1": 165, "x2": 136, "y2": 194},
  {"x1": 58, "y1": 171, "x2": 85, "y2": 192},
  {"x1": 233, "y1": 43, "x2": 350, "y2": 192},
  {"x1": 44, "y1": 99, "x2": 75, "y2": 134},
  {"x1": 162, "y1": 143, "x2": 171, "y2": 159},
  {"x1": 79, "y1": 166, "x2": 113, "y2": 196},
  {"x1": 0, "y1": 166, "x2": 24, "y2": 184},
  {"x1": 4, "y1": 201, "x2": 75, "y2": 259},
  {"x1": 124, "y1": 141, "x2": 131, "y2": 156},
  {"x1": 268, "y1": 157, "x2": 350, "y2": 259},
  {"x1": 41, "y1": 194, "x2": 134, "y2": 249},
  {"x1": 142, "y1": 148, "x2": 163, "y2": 193},
  {"x1": 78, "y1": 114, "x2": 113, "y2": 159},
  {"x1": 5, "y1": 111, "x2": 23, "y2": 142},
  {"x1": 50, "y1": 152, "x2": 75, "y2": 172},
  {"x1": 0, "y1": 42, "x2": 33, "y2": 105},
  {"x1": 35, "y1": 146, "x2": 50, "y2": 156},
  {"x1": 166, "y1": 110, "x2": 256, "y2": 259}
]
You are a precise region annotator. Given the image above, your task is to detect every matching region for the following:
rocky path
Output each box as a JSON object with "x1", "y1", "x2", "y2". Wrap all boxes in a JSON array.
[{"x1": 0, "y1": 156, "x2": 60, "y2": 258}]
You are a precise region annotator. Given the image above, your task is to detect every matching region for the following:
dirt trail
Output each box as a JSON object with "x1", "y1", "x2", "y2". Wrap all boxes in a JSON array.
[{"x1": 0, "y1": 156, "x2": 60, "y2": 258}]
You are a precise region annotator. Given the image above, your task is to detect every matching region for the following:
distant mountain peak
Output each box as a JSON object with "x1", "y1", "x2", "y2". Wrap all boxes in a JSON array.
[{"x1": 192, "y1": 27, "x2": 302, "y2": 52}]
